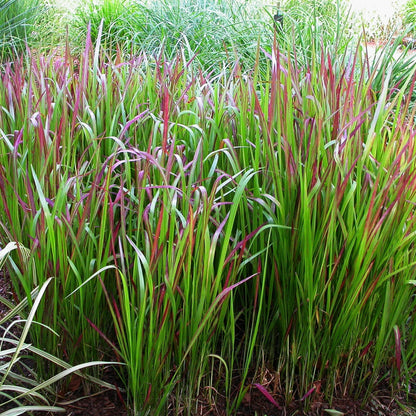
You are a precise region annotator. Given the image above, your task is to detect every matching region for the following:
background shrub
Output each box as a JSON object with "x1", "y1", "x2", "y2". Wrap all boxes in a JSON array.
[{"x1": 0, "y1": 0, "x2": 47, "y2": 59}]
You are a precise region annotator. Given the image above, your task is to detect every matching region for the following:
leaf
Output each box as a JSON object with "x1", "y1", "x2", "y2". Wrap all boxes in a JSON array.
[
  {"x1": 0, "y1": 406, "x2": 64, "y2": 416},
  {"x1": 393, "y1": 325, "x2": 401, "y2": 374},
  {"x1": 324, "y1": 410, "x2": 344, "y2": 416},
  {"x1": 0, "y1": 242, "x2": 30, "y2": 271},
  {"x1": 253, "y1": 383, "x2": 281, "y2": 409}
]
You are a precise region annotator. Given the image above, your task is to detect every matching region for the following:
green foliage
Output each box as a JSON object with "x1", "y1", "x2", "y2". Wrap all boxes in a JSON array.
[
  {"x1": 70, "y1": 0, "x2": 132, "y2": 52},
  {"x1": 403, "y1": 0, "x2": 416, "y2": 27},
  {"x1": 275, "y1": 0, "x2": 353, "y2": 66},
  {"x1": 69, "y1": 0, "x2": 271, "y2": 72},
  {"x1": 126, "y1": 0, "x2": 270, "y2": 71},
  {"x1": 1, "y1": 15, "x2": 416, "y2": 415},
  {"x1": 401, "y1": 0, "x2": 416, "y2": 42},
  {"x1": 241, "y1": 43, "x2": 416, "y2": 402},
  {"x1": 369, "y1": 31, "x2": 416, "y2": 114},
  {"x1": 0, "y1": 0, "x2": 47, "y2": 60},
  {"x1": 0, "y1": 244, "x2": 117, "y2": 415}
]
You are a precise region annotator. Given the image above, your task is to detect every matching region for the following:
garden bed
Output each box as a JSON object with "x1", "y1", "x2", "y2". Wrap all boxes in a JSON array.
[{"x1": 2, "y1": 1, "x2": 416, "y2": 415}]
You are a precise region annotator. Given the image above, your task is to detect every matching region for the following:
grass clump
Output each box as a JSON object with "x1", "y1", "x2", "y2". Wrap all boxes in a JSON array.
[
  {"x1": 239, "y1": 40, "x2": 416, "y2": 404},
  {"x1": 274, "y1": 0, "x2": 354, "y2": 66},
  {"x1": 402, "y1": 0, "x2": 416, "y2": 31},
  {"x1": 0, "y1": 0, "x2": 49, "y2": 60},
  {"x1": 69, "y1": 0, "x2": 272, "y2": 72},
  {"x1": 1, "y1": 4, "x2": 416, "y2": 415},
  {"x1": 127, "y1": 0, "x2": 270, "y2": 70},
  {"x1": 70, "y1": 0, "x2": 132, "y2": 52},
  {"x1": 0, "y1": 243, "x2": 118, "y2": 415}
]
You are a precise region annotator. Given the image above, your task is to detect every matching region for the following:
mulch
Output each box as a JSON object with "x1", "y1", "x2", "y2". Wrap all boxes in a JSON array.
[
  {"x1": 53, "y1": 386, "x2": 128, "y2": 416},
  {"x1": 50, "y1": 385, "x2": 407, "y2": 416}
]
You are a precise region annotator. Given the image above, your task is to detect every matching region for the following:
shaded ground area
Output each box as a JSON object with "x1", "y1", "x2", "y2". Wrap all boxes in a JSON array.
[
  {"x1": 38, "y1": 382, "x2": 409, "y2": 416},
  {"x1": 53, "y1": 387, "x2": 411, "y2": 415},
  {"x1": 54, "y1": 386, "x2": 128, "y2": 416},
  {"x1": 193, "y1": 378, "x2": 413, "y2": 416}
]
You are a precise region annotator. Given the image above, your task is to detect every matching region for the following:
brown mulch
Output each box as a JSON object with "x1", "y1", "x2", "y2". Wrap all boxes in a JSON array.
[
  {"x1": 53, "y1": 383, "x2": 128, "y2": 416},
  {"x1": 25, "y1": 388, "x2": 415, "y2": 416},
  {"x1": 192, "y1": 379, "x2": 411, "y2": 416},
  {"x1": 0, "y1": 268, "x2": 13, "y2": 310}
]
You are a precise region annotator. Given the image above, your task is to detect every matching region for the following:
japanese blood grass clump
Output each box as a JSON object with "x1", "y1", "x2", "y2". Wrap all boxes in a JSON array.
[
  {"x1": 0, "y1": 41, "x2": 118, "y2": 374},
  {"x1": 0, "y1": 31, "x2": 270, "y2": 413},
  {"x1": 2, "y1": 29, "x2": 416, "y2": 414},
  {"x1": 229, "y1": 42, "x2": 416, "y2": 406}
]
